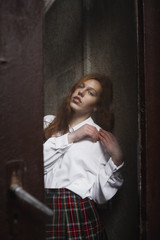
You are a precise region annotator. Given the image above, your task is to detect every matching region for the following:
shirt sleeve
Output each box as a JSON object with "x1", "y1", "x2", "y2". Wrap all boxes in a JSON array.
[
  {"x1": 43, "y1": 115, "x2": 55, "y2": 129},
  {"x1": 43, "y1": 115, "x2": 72, "y2": 174},
  {"x1": 92, "y1": 156, "x2": 124, "y2": 204}
]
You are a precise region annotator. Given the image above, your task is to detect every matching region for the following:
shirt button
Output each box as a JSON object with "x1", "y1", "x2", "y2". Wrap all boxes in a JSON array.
[{"x1": 69, "y1": 128, "x2": 74, "y2": 133}]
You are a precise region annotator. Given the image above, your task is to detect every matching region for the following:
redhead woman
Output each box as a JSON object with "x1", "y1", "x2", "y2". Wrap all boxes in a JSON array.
[{"x1": 43, "y1": 73, "x2": 124, "y2": 240}]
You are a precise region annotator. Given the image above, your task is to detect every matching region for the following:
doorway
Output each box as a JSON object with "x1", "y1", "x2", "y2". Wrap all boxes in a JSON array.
[{"x1": 44, "y1": 1, "x2": 139, "y2": 239}]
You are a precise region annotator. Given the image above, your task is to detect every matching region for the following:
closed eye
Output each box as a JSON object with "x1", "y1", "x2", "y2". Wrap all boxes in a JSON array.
[
  {"x1": 77, "y1": 83, "x2": 84, "y2": 88},
  {"x1": 88, "y1": 90, "x2": 95, "y2": 96},
  {"x1": 88, "y1": 88, "x2": 97, "y2": 96}
]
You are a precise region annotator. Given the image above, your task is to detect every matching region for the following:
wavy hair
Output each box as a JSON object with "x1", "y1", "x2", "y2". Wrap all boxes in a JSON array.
[{"x1": 44, "y1": 73, "x2": 113, "y2": 140}]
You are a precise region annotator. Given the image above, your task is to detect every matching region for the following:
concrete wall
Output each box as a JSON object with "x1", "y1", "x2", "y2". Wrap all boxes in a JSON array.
[
  {"x1": 44, "y1": 0, "x2": 139, "y2": 239},
  {"x1": 44, "y1": 0, "x2": 84, "y2": 114}
]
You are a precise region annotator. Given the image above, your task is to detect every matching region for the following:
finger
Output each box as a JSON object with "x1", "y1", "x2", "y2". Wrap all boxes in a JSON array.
[
  {"x1": 90, "y1": 129, "x2": 99, "y2": 142},
  {"x1": 88, "y1": 126, "x2": 99, "y2": 135},
  {"x1": 99, "y1": 134, "x2": 109, "y2": 146},
  {"x1": 99, "y1": 129, "x2": 112, "y2": 137},
  {"x1": 86, "y1": 128, "x2": 95, "y2": 139},
  {"x1": 84, "y1": 125, "x2": 99, "y2": 141},
  {"x1": 99, "y1": 128, "x2": 109, "y2": 136},
  {"x1": 89, "y1": 125, "x2": 99, "y2": 133},
  {"x1": 99, "y1": 129, "x2": 115, "y2": 141},
  {"x1": 99, "y1": 130, "x2": 111, "y2": 142},
  {"x1": 99, "y1": 130, "x2": 113, "y2": 144},
  {"x1": 92, "y1": 132, "x2": 99, "y2": 142}
]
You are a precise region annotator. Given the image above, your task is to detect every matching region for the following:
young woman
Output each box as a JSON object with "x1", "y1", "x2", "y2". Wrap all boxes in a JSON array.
[{"x1": 43, "y1": 73, "x2": 124, "y2": 240}]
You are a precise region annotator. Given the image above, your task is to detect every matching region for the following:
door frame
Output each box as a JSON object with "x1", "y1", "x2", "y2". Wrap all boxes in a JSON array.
[{"x1": 137, "y1": 0, "x2": 160, "y2": 239}]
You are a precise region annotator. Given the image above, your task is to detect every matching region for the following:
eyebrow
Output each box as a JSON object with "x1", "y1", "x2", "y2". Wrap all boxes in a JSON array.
[
  {"x1": 83, "y1": 83, "x2": 98, "y2": 95},
  {"x1": 88, "y1": 87, "x2": 97, "y2": 94}
]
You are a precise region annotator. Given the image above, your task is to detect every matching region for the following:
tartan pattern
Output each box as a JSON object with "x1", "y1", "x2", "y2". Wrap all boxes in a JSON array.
[{"x1": 45, "y1": 188, "x2": 107, "y2": 240}]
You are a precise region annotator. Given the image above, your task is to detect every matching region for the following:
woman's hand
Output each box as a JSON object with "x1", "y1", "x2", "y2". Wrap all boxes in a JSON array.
[
  {"x1": 99, "y1": 129, "x2": 123, "y2": 166},
  {"x1": 68, "y1": 124, "x2": 99, "y2": 143}
]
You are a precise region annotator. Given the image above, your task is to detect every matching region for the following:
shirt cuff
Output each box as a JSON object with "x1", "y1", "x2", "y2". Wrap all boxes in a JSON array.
[
  {"x1": 105, "y1": 157, "x2": 124, "y2": 176},
  {"x1": 54, "y1": 133, "x2": 71, "y2": 149}
]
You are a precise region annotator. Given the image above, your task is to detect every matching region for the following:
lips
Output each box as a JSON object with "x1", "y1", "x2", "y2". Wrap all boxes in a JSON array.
[{"x1": 73, "y1": 96, "x2": 82, "y2": 104}]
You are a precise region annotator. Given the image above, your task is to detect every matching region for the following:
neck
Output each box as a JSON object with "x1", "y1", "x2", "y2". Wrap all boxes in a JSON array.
[{"x1": 69, "y1": 112, "x2": 90, "y2": 128}]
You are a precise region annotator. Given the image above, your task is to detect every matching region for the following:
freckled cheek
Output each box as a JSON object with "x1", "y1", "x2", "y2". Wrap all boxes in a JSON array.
[{"x1": 84, "y1": 99, "x2": 97, "y2": 109}]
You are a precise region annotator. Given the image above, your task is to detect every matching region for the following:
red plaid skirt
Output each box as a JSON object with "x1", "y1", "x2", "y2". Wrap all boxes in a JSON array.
[{"x1": 45, "y1": 188, "x2": 107, "y2": 240}]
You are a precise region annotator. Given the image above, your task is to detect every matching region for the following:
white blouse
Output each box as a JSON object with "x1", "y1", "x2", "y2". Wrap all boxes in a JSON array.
[{"x1": 43, "y1": 115, "x2": 124, "y2": 204}]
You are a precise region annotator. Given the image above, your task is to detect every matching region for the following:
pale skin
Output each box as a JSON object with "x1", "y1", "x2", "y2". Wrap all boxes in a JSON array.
[{"x1": 67, "y1": 79, "x2": 123, "y2": 166}]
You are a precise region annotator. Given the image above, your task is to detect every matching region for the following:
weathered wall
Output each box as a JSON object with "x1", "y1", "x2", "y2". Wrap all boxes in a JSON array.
[
  {"x1": 88, "y1": 1, "x2": 139, "y2": 240},
  {"x1": 44, "y1": 0, "x2": 139, "y2": 239},
  {"x1": 0, "y1": 1, "x2": 44, "y2": 239},
  {"x1": 44, "y1": 0, "x2": 84, "y2": 114}
]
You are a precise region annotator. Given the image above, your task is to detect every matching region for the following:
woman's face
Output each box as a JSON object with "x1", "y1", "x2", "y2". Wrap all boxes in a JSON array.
[{"x1": 70, "y1": 79, "x2": 102, "y2": 116}]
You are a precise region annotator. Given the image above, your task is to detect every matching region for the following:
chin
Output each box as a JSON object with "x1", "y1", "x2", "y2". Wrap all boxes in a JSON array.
[{"x1": 70, "y1": 102, "x2": 77, "y2": 111}]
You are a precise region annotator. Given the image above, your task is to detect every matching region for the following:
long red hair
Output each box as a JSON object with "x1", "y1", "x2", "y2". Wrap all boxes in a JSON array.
[{"x1": 44, "y1": 73, "x2": 113, "y2": 140}]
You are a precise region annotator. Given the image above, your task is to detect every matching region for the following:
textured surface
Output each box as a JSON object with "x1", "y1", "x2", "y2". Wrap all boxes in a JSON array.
[
  {"x1": 142, "y1": 0, "x2": 160, "y2": 239},
  {"x1": 0, "y1": 1, "x2": 44, "y2": 239}
]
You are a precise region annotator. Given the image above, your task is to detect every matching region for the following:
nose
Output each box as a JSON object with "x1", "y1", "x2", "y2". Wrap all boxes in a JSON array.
[{"x1": 78, "y1": 89, "x2": 85, "y2": 97}]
